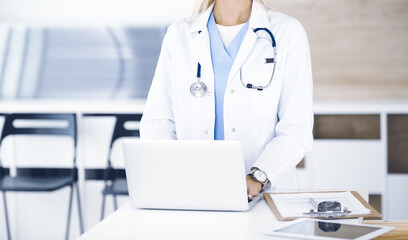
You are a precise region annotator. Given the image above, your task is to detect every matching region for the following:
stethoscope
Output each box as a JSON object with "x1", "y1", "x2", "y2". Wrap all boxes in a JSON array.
[{"x1": 190, "y1": 27, "x2": 277, "y2": 97}]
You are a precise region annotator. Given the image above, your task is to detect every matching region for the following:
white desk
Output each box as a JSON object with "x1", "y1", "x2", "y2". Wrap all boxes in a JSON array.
[
  {"x1": 78, "y1": 196, "x2": 363, "y2": 240},
  {"x1": 79, "y1": 200, "x2": 280, "y2": 240}
]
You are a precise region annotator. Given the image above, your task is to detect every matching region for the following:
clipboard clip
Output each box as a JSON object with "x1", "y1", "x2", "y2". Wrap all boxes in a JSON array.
[{"x1": 303, "y1": 200, "x2": 352, "y2": 219}]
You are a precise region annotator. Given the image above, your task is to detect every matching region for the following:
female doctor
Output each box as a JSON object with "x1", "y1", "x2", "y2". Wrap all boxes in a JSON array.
[{"x1": 140, "y1": 0, "x2": 313, "y2": 199}]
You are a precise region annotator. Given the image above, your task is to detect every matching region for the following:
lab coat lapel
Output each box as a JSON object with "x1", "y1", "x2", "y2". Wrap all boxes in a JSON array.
[
  {"x1": 227, "y1": 0, "x2": 272, "y2": 86},
  {"x1": 188, "y1": 4, "x2": 215, "y2": 91},
  {"x1": 227, "y1": 30, "x2": 257, "y2": 86},
  {"x1": 188, "y1": 31, "x2": 214, "y2": 89}
]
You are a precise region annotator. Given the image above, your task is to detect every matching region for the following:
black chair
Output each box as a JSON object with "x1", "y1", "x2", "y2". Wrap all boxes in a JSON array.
[
  {"x1": 0, "y1": 113, "x2": 84, "y2": 240},
  {"x1": 100, "y1": 114, "x2": 142, "y2": 220}
]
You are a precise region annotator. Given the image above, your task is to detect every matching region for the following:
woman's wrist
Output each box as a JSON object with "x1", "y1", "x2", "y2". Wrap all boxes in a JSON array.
[{"x1": 249, "y1": 167, "x2": 270, "y2": 190}]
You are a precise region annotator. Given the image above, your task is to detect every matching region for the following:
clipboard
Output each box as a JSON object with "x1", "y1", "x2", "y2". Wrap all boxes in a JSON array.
[{"x1": 263, "y1": 191, "x2": 381, "y2": 221}]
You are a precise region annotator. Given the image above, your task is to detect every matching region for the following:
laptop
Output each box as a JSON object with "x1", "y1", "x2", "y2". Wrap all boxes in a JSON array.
[{"x1": 122, "y1": 140, "x2": 262, "y2": 211}]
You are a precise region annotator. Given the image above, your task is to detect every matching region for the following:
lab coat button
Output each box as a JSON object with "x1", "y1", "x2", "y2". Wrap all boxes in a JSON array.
[
  {"x1": 231, "y1": 89, "x2": 235, "y2": 94},
  {"x1": 204, "y1": 130, "x2": 208, "y2": 134},
  {"x1": 207, "y1": 92, "x2": 211, "y2": 96},
  {"x1": 231, "y1": 128, "x2": 236, "y2": 132}
]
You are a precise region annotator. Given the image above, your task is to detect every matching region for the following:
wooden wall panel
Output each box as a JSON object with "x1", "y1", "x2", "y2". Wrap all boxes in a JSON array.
[
  {"x1": 314, "y1": 114, "x2": 381, "y2": 139},
  {"x1": 369, "y1": 194, "x2": 382, "y2": 215},
  {"x1": 388, "y1": 114, "x2": 408, "y2": 173},
  {"x1": 272, "y1": 0, "x2": 408, "y2": 99}
]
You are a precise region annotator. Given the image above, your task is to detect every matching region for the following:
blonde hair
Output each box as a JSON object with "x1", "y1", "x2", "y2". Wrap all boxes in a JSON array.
[{"x1": 190, "y1": 0, "x2": 275, "y2": 21}]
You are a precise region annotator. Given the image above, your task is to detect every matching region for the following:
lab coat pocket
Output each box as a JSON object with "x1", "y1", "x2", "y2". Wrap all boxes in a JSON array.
[{"x1": 249, "y1": 69, "x2": 281, "y2": 116}]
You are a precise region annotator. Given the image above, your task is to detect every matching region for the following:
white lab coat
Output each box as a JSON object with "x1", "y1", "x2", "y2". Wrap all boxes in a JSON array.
[{"x1": 140, "y1": 0, "x2": 314, "y2": 190}]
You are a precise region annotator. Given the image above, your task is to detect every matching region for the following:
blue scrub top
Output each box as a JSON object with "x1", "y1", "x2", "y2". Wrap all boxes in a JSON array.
[{"x1": 207, "y1": 12, "x2": 249, "y2": 140}]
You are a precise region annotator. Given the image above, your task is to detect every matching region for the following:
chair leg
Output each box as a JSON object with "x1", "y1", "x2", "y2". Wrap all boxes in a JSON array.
[
  {"x1": 113, "y1": 194, "x2": 118, "y2": 211},
  {"x1": 65, "y1": 185, "x2": 74, "y2": 240},
  {"x1": 74, "y1": 183, "x2": 84, "y2": 234},
  {"x1": 2, "y1": 191, "x2": 11, "y2": 240},
  {"x1": 100, "y1": 194, "x2": 106, "y2": 221}
]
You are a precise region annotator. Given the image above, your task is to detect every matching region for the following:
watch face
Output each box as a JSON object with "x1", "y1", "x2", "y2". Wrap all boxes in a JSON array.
[{"x1": 254, "y1": 170, "x2": 267, "y2": 183}]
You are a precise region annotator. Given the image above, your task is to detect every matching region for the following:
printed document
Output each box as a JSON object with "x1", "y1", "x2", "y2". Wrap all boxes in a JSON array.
[{"x1": 269, "y1": 191, "x2": 371, "y2": 218}]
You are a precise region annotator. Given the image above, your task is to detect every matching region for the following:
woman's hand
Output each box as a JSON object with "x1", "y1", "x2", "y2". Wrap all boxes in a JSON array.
[{"x1": 246, "y1": 175, "x2": 262, "y2": 200}]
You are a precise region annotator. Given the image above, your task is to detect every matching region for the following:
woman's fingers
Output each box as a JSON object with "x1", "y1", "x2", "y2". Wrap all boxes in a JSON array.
[{"x1": 246, "y1": 175, "x2": 262, "y2": 199}]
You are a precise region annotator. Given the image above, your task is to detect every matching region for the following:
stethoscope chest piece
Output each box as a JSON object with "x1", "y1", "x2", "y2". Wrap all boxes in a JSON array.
[{"x1": 190, "y1": 80, "x2": 208, "y2": 97}]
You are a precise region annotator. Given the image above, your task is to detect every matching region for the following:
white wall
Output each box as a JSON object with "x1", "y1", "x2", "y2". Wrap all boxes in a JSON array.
[{"x1": 0, "y1": 0, "x2": 194, "y2": 26}]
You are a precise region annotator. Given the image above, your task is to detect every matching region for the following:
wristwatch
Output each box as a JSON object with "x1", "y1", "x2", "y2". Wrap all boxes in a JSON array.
[{"x1": 250, "y1": 168, "x2": 270, "y2": 190}]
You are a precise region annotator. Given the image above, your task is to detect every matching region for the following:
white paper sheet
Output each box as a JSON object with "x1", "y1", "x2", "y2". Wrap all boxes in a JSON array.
[{"x1": 269, "y1": 191, "x2": 371, "y2": 218}]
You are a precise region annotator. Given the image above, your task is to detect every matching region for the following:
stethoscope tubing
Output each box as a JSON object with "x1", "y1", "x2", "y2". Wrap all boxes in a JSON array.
[
  {"x1": 192, "y1": 27, "x2": 277, "y2": 96},
  {"x1": 254, "y1": 27, "x2": 276, "y2": 48}
]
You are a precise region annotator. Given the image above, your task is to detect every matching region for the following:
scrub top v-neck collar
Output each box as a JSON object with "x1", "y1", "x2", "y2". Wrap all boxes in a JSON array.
[
  {"x1": 207, "y1": 11, "x2": 249, "y2": 140},
  {"x1": 208, "y1": 12, "x2": 249, "y2": 60}
]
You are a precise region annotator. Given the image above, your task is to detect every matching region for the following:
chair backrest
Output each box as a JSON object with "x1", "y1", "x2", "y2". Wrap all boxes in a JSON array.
[
  {"x1": 109, "y1": 114, "x2": 142, "y2": 150},
  {"x1": 1, "y1": 113, "x2": 76, "y2": 141},
  {"x1": 0, "y1": 113, "x2": 77, "y2": 165},
  {"x1": 103, "y1": 114, "x2": 141, "y2": 180}
]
